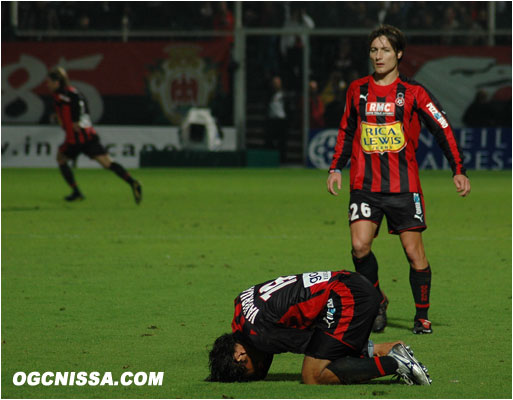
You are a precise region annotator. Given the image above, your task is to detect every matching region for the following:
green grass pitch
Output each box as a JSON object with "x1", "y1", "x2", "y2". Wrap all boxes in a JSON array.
[{"x1": 1, "y1": 167, "x2": 511, "y2": 399}]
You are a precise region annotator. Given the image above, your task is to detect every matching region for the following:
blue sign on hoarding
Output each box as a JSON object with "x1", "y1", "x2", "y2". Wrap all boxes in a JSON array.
[{"x1": 307, "y1": 127, "x2": 512, "y2": 170}]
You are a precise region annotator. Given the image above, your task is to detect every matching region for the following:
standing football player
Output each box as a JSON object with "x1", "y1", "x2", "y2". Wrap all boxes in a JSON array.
[
  {"x1": 208, "y1": 269, "x2": 431, "y2": 385},
  {"x1": 326, "y1": 25, "x2": 471, "y2": 334},
  {"x1": 46, "y1": 67, "x2": 142, "y2": 203}
]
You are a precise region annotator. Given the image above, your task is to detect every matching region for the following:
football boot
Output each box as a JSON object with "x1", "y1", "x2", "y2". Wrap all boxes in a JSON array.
[
  {"x1": 412, "y1": 318, "x2": 433, "y2": 334},
  {"x1": 388, "y1": 343, "x2": 432, "y2": 385}
]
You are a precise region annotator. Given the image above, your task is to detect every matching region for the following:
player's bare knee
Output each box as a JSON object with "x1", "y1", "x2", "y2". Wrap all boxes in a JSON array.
[
  {"x1": 308, "y1": 369, "x2": 344, "y2": 385},
  {"x1": 351, "y1": 242, "x2": 371, "y2": 259},
  {"x1": 301, "y1": 370, "x2": 318, "y2": 385},
  {"x1": 302, "y1": 369, "x2": 334, "y2": 385},
  {"x1": 301, "y1": 364, "x2": 318, "y2": 384},
  {"x1": 301, "y1": 357, "x2": 337, "y2": 385}
]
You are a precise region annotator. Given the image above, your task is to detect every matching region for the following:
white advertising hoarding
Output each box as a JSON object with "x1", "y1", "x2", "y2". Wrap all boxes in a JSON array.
[{"x1": 1, "y1": 125, "x2": 236, "y2": 168}]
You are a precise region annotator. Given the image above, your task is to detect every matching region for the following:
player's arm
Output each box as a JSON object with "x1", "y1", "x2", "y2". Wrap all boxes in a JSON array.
[
  {"x1": 50, "y1": 98, "x2": 63, "y2": 127},
  {"x1": 416, "y1": 87, "x2": 471, "y2": 197},
  {"x1": 233, "y1": 315, "x2": 314, "y2": 356},
  {"x1": 68, "y1": 91, "x2": 82, "y2": 133},
  {"x1": 257, "y1": 325, "x2": 314, "y2": 355},
  {"x1": 327, "y1": 84, "x2": 358, "y2": 196}
]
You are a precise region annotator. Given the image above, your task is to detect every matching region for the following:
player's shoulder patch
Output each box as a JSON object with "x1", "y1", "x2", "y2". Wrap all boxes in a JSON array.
[{"x1": 302, "y1": 271, "x2": 332, "y2": 288}]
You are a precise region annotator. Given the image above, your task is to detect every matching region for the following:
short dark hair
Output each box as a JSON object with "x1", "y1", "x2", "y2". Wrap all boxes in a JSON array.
[
  {"x1": 368, "y1": 24, "x2": 406, "y2": 62},
  {"x1": 206, "y1": 333, "x2": 250, "y2": 382}
]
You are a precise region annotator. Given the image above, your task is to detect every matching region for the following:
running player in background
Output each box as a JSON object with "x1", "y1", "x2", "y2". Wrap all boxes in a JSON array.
[
  {"x1": 326, "y1": 25, "x2": 471, "y2": 335},
  {"x1": 46, "y1": 67, "x2": 142, "y2": 204},
  {"x1": 208, "y1": 270, "x2": 431, "y2": 385}
]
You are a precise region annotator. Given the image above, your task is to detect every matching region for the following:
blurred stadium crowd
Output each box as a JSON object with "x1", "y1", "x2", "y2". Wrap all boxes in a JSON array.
[{"x1": 4, "y1": 1, "x2": 511, "y2": 38}]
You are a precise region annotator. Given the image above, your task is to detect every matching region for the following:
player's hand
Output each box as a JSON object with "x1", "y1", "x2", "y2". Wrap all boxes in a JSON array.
[
  {"x1": 453, "y1": 174, "x2": 471, "y2": 197},
  {"x1": 327, "y1": 172, "x2": 342, "y2": 196}
]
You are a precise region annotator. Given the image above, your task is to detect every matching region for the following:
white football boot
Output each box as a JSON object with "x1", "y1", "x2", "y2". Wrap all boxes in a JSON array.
[{"x1": 388, "y1": 343, "x2": 432, "y2": 385}]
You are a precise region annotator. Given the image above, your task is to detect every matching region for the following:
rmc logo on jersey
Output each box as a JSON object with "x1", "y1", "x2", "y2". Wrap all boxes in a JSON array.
[
  {"x1": 365, "y1": 102, "x2": 396, "y2": 116},
  {"x1": 360, "y1": 121, "x2": 406, "y2": 154},
  {"x1": 426, "y1": 102, "x2": 449, "y2": 128}
]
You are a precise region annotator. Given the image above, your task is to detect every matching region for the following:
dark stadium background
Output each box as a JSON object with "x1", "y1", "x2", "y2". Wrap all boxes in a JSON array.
[{"x1": 2, "y1": 1, "x2": 511, "y2": 167}]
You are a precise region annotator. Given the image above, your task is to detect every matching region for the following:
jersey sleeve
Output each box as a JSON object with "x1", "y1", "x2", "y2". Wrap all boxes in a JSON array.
[
  {"x1": 329, "y1": 82, "x2": 359, "y2": 172},
  {"x1": 247, "y1": 324, "x2": 313, "y2": 355},
  {"x1": 415, "y1": 86, "x2": 467, "y2": 176},
  {"x1": 55, "y1": 92, "x2": 74, "y2": 136},
  {"x1": 68, "y1": 90, "x2": 81, "y2": 123},
  {"x1": 232, "y1": 299, "x2": 314, "y2": 355}
]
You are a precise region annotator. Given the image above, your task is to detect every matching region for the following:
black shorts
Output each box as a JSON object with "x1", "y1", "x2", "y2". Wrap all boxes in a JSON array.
[
  {"x1": 348, "y1": 190, "x2": 427, "y2": 235},
  {"x1": 305, "y1": 272, "x2": 381, "y2": 360},
  {"x1": 59, "y1": 135, "x2": 107, "y2": 160}
]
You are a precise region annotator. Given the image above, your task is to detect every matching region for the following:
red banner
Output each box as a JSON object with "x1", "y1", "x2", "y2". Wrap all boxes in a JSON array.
[{"x1": 2, "y1": 40, "x2": 232, "y2": 124}]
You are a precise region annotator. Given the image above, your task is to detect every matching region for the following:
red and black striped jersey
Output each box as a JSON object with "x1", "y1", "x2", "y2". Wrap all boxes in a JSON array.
[
  {"x1": 329, "y1": 75, "x2": 466, "y2": 194},
  {"x1": 52, "y1": 86, "x2": 97, "y2": 145},
  {"x1": 231, "y1": 270, "x2": 353, "y2": 355}
]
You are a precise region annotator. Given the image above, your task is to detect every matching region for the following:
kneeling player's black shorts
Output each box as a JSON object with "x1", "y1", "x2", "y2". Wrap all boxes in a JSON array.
[
  {"x1": 348, "y1": 190, "x2": 427, "y2": 235},
  {"x1": 305, "y1": 272, "x2": 381, "y2": 361},
  {"x1": 59, "y1": 135, "x2": 107, "y2": 160}
]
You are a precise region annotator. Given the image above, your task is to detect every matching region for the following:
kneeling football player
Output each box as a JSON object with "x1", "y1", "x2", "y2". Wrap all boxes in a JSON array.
[{"x1": 207, "y1": 270, "x2": 431, "y2": 385}]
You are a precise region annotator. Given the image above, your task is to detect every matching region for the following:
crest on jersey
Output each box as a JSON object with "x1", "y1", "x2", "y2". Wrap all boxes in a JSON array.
[{"x1": 395, "y1": 92, "x2": 405, "y2": 106}]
